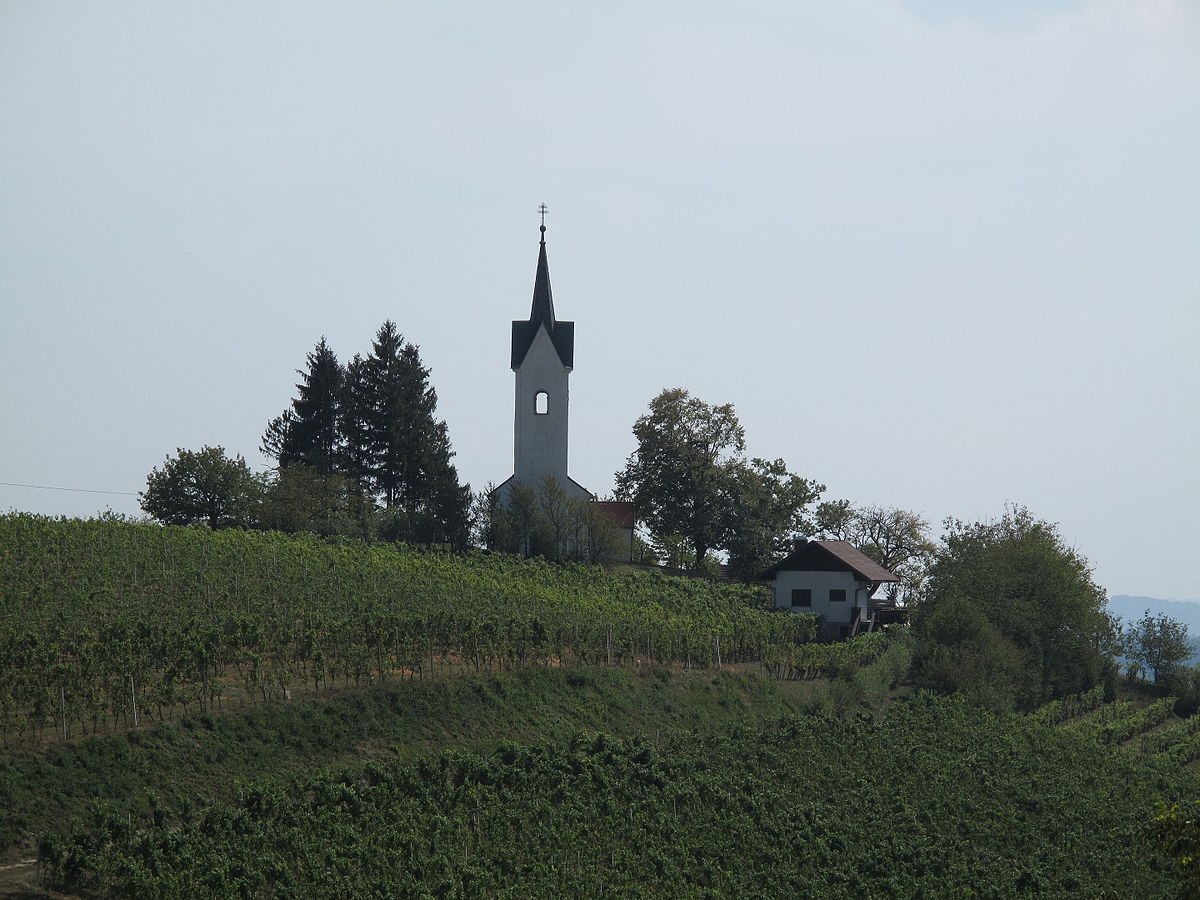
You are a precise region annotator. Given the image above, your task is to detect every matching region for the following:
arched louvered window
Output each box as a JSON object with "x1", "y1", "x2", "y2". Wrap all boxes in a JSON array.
[{"x1": 535, "y1": 391, "x2": 549, "y2": 415}]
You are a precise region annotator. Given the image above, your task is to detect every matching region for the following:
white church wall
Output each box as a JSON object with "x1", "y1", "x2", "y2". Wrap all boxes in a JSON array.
[{"x1": 513, "y1": 324, "x2": 589, "y2": 497}]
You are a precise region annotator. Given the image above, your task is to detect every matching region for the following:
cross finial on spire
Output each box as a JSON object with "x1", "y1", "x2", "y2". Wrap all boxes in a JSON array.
[{"x1": 538, "y1": 203, "x2": 548, "y2": 237}]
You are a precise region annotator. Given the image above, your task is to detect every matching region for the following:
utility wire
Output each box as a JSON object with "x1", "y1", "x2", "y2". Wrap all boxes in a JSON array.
[{"x1": 0, "y1": 481, "x2": 139, "y2": 496}]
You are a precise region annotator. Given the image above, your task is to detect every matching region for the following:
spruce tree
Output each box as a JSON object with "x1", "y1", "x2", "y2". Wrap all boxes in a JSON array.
[
  {"x1": 339, "y1": 353, "x2": 374, "y2": 492},
  {"x1": 260, "y1": 324, "x2": 470, "y2": 546},
  {"x1": 361, "y1": 321, "x2": 469, "y2": 543},
  {"x1": 261, "y1": 337, "x2": 343, "y2": 474}
]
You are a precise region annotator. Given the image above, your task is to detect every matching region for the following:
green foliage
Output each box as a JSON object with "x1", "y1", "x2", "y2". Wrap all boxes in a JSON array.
[
  {"x1": 139, "y1": 446, "x2": 264, "y2": 529},
  {"x1": 0, "y1": 514, "x2": 806, "y2": 743},
  {"x1": 1150, "y1": 801, "x2": 1200, "y2": 898},
  {"x1": 1165, "y1": 665, "x2": 1200, "y2": 718},
  {"x1": 1140, "y1": 709, "x2": 1200, "y2": 756},
  {"x1": 1029, "y1": 684, "x2": 1106, "y2": 726},
  {"x1": 339, "y1": 352, "x2": 374, "y2": 489},
  {"x1": 723, "y1": 457, "x2": 823, "y2": 581},
  {"x1": 913, "y1": 506, "x2": 1117, "y2": 710},
  {"x1": 804, "y1": 630, "x2": 914, "y2": 715},
  {"x1": 42, "y1": 695, "x2": 1200, "y2": 898},
  {"x1": 1127, "y1": 610, "x2": 1193, "y2": 685},
  {"x1": 1152, "y1": 722, "x2": 1200, "y2": 766},
  {"x1": 261, "y1": 325, "x2": 471, "y2": 546},
  {"x1": 761, "y1": 629, "x2": 887, "y2": 682},
  {"x1": 913, "y1": 593, "x2": 1035, "y2": 710},
  {"x1": 616, "y1": 387, "x2": 744, "y2": 568},
  {"x1": 0, "y1": 667, "x2": 803, "y2": 852},
  {"x1": 1083, "y1": 695, "x2": 1177, "y2": 745},
  {"x1": 258, "y1": 464, "x2": 374, "y2": 538},
  {"x1": 615, "y1": 388, "x2": 822, "y2": 573},
  {"x1": 357, "y1": 321, "x2": 470, "y2": 544}
]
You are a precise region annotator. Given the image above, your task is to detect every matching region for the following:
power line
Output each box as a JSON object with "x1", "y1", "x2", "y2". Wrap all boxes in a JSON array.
[{"x1": 0, "y1": 481, "x2": 139, "y2": 496}]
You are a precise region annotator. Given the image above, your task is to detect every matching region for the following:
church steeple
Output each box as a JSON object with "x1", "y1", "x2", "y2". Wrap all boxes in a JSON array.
[
  {"x1": 511, "y1": 218, "x2": 574, "y2": 370},
  {"x1": 497, "y1": 206, "x2": 591, "y2": 507},
  {"x1": 529, "y1": 225, "x2": 555, "y2": 326}
]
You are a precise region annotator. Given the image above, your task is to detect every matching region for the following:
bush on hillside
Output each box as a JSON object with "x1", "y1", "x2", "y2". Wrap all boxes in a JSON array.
[{"x1": 911, "y1": 507, "x2": 1119, "y2": 711}]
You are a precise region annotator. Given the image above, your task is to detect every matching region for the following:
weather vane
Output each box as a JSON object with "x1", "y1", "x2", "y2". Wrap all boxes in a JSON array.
[{"x1": 538, "y1": 203, "x2": 548, "y2": 228}]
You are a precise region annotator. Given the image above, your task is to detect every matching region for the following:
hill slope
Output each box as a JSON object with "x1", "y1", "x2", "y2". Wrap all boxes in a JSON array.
[{"x1": 41, "y1": 694, "x2": 1199, "y2": 899}]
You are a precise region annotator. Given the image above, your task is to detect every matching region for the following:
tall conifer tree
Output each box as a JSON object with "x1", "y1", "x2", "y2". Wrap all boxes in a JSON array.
[
  {"x1": 261, "y1": 337, "x2": 343, "y2": 474},
  {"x1": 339, "y1": 353, "x2": 374, "y2": 492},
  {"x1": 365, "y1": 322, "x2": 430, "y2": 507},
  {"x1": 361, "y1": 321, "x2": 469, "y2": 542},
  {"x1": 261, "y1": 323, "x2": 470, "y2": 545}
]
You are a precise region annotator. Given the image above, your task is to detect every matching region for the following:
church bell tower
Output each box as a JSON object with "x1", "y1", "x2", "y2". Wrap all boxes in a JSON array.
[{"x1": 499, "y1": 210, "x2": 590, "y2": 501}]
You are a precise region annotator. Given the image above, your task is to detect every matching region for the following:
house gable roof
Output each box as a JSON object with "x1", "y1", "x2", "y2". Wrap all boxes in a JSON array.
[
  {"x1": 511, "y1": 226, "x2": 574, "y2": 370},
  {"x1": 758, "y1": 540, "x2": 899, "y2": 583}
]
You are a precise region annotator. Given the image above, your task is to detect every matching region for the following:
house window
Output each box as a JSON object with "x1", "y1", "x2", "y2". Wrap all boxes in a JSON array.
[
  {"x1": 829, "y1": 589, "x2": 847, "y2": 603},
  {"x1": 535, "y1": 391, "x2": 549, "y2": 415},
  {"x1": 790, "y1": 589, "x2": 812, "y2": 608}
]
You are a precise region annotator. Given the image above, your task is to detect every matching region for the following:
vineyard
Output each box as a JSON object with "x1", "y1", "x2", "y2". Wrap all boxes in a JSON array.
[
  {"x1": 38, "y1": 694, "x2": 1200, "y2": 899},
  {"x1": 0, "y1": 514, "x2": 824, "y2": 745},
  {"x1": 7, "y1": 513, "x2": 1200, "y2": 897}
]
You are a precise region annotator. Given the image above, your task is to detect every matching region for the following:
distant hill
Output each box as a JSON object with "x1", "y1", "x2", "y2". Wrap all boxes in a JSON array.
[
  {"x1": 1109, "y1": 594, "x2": 1200, "y2": 664},
  {"x1": 1109, "y1": 594, "x2": 1200, "y2": 631}
]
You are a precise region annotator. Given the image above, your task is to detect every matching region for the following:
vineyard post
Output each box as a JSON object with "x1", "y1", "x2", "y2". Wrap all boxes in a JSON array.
[
  {"x1": 715, "y1": 634, "x2": 721, "y2": 668},
  {"x1": 130, "y1": 675, "x2": 139, "y2": 728},
  {"x1": 59, "y1": 685, "x2": 67, "y2": 740}
]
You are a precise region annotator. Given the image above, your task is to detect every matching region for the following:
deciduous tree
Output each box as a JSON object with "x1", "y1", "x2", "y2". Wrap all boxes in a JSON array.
[
  {"x1": 913, "y1": 506, "x2": 1118, "y2": 709},
  {"x1": 617, "y1": 388, "x2": 820, "y2": 574},
  {"x1": 1127, "y1": 611, "x2": 1192, "y2": 684},
  {"x1": 140, "y1": 446, "x2": 263, "y2": 529},
  {"x1": 615, "y1": 388, "x2": 744, "y2": 569},
  {"x1": 258, "y1": 464, "x2": 372, "y2": 538},
  {"x1": 723, "y1": 457, "x2": 823, "y2": 581}
]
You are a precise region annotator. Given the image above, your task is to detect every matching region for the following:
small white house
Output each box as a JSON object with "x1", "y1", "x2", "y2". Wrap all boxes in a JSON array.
[{"x1": 758, "y1": 539, "x2": 900, "y2": 640}]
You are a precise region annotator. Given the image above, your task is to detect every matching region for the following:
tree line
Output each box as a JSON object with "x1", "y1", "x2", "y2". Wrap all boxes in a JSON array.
[{"x1": 142, "y1": 323, "x2": 470, "y2": 546}]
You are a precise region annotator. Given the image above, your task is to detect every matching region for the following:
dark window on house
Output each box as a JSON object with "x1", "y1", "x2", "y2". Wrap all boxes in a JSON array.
[
  {"x1": 829, "y1": 589, "x2": 847, "y2": 603},
  {"x1": 790, "y1": 589, "x2": 812, "y2": 608},
  {"x1": 535, "y1": 391, "x2": 549, "y2": 415}
]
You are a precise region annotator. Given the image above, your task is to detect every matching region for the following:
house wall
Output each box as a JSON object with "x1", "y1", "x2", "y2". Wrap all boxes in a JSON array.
[
  {"x1": 608, "y1": 526, "x2": 634, "y2": 563},
  {"x1": 772, "y1": 570, "x2": 870, "y2": 636},
  {"x1": 513, "y1": 325, "x2": 588, "y2": 498}
]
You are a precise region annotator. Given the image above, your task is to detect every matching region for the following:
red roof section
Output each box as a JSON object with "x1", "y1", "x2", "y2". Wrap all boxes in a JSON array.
[{"x1": 594, "y1": 501, "x2": 635, "y2": 530}]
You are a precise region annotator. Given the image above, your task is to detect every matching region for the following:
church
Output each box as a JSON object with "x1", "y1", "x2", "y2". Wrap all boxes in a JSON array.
[{"x1": 494, "y1": 214, "x2": 635, "y2": 560}]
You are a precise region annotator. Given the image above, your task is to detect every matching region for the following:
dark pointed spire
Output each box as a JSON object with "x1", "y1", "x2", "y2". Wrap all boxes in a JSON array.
[
  {"x1": 529, "y1": 224, "x2": 555, "y2": 327},
  {"x1": 511, "y1": 211, "x2": 574, "y2": 371}
]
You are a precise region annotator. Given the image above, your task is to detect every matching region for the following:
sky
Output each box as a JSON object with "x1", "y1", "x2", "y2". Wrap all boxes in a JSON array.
[{"x1": 1, "y1": 1, "x2": 1197, "y2": 600}]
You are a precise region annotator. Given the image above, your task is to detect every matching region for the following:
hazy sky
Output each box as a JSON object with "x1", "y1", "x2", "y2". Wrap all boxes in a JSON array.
[{"x1": 2, "y1": 1, "x2": 1197, "y2": 599}]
